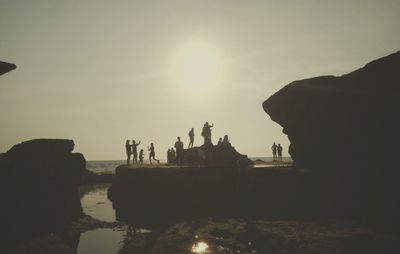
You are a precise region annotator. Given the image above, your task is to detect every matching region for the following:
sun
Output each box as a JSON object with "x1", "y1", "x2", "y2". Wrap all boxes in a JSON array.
[{"x1": 171, "y1": 40, "x2": 225, "y2": 95}]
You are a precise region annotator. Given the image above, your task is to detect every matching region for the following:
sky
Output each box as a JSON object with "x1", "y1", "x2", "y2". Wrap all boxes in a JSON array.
[{"x1": 1, "y1": 0, "x2": 399, "y2": 160}]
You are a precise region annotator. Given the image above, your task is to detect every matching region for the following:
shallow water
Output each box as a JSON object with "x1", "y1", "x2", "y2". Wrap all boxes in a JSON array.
[
  {"x1": 78, "y1": 186, "x2": 123, "y2": 254},
  {"x1": 80, "y1": 185, "x2": 115, "y2": 222},
  {"x1": 77, "y1": 228, "x2": 124, "y2": 254}
]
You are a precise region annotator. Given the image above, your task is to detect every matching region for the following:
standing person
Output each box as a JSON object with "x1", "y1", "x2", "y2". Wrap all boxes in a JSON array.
[
  {"x1": 148, "y1": 143, "x2": 160, "y2": 164},
  {"x1": 171, "y1": 147, "x2": 176, "y2": 162},
  {"x1": 167, "y1": 148, "x2": 171, "y2": 163},
  {"x1": 201, "y1": 122, "x2": 214, "y2": 144},
  {"x1": 188, "y1": 128, "x2": 195, "y2": 148},
  {"x1": 271, "y1": 142, "x2": 278, "y2": 161},
  {"x1": 131, "y1": 140, "x2": 141, "y2": 164},
  {"x1": 125, "y1": 140, "x2": 132, "y2": 165},
  {"x1": 174, "y1": 137, "x2": 184, "y2": 164},
  {"x1": 139, "y1": 149, "x2": 144, "y2": 164},
  {"x1": 277, "y1": 144, "x2": 283, "y2": 162}
]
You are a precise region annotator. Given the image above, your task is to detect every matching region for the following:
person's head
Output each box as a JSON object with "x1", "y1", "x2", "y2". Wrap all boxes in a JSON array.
[
  {"x1": 126, "y1": 140, "x2": 129, "y2": 144},
  {"x1": 219, "y1": 137, "x2": 222, "y2": 141},
  {"x1": 224, "y1": 135, "x2": 228, "y2": 140},
  {"x1": 132, "y1": 140, "x2": 136, "y2": 144},
  {"x1": 205, "y1": 122, "x2": 208, "y2": 125},
  {"x1": 151, "y1": 143, "x2": 154, "y2": 146},
  {"x1": 273, "y1": 142, "x2": 276, "y2": 145},
  {"x1": 191, "y1": 128, "x2": 194, "y2": 131},
  {"x1": 177, "y1": 136, "x2": 181, "y2": 141},
  {"x1": 278, "y1": 143, "x2": 281, "y2": 146}
]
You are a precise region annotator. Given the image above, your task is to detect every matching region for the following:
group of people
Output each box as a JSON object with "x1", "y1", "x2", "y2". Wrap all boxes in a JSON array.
[
  {"x1": 126, "y1": 125, "x2": 284, "y2": 165},
  {"x1": 166, "y1": 136, "x2": 184, "y2": 164},
  {"x1": 271, "y1": 142, "x2": 283, "y2": 162},
  {"x1": 125, "y1": 122, "x2": 217, "y2": 165},
  {"x1": 166, "y1": 147, "x2": 176, "y2": 163},
  {"x1": 217, "y1": 134, "x2": 231, "y2": 147},
  {"x1": 125, "y1": 140, "x2": 160, "y2": 165}
]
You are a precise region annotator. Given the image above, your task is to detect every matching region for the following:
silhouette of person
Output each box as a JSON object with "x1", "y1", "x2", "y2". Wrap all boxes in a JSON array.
[
  {"x1": 125, "y1": 140, "x2": 132, "y2": 165},
  {"x1": 188, "y1": 128, "x2": 195, "y2": 148},
  {"x1": 222, "y1": 135, "x2": 231, "y2": 147},
  {"x1": 174, "y1": 136, "x2": 184, "y2": 164},
  {"x1": 277, "y1": 143, "x2": 283, "y2": 162},
  {"x1": 171, "y1": 147, "x2": 176, "y2": 162},
  {"x1": 201, "y1": 122, "x2": 214, "y2": 144},
  {"x1": 271, "y1": 142, "x2": 278, "y2": 161},
  {"x1": 132, "y1": 140, "x2": 141, "y2": 164},
  {"x1": 139, "y1": 149, "x2": 144, "y2": 164},
  {"x1": 148, "y1": 143, "x2": 159, "y2": 164},
  {"x1": 217, "y1": 137, "x2": 223, "y2": 146},
  {"x1": 167, "y1": 148, "x2": 171, "y2": 163}
]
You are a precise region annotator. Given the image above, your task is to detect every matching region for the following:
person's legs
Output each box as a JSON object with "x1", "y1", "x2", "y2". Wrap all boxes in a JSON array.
[
  {"x1": 149, "y1": 154, "x2": 152, "y2": 164},
  {"x1": 127, "y1": 153, "x2": 131, "y2": 164}
]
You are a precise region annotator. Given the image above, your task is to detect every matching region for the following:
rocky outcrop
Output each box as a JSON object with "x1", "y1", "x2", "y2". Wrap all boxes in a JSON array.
[
  {"x1": 263, "y1": 51, "x2": 400, "y2": 232},
  {"x1": 263, "y1": 51, "x2": 400, "y2": 169},
  {"x1": 0, "y1": 61, "x2": 16, "y2": 75},
  {"x1": 0, "y1": 139, "x2": 85, "y2": 250},
  {"x1": 181, "y1": 144, "x2": 253, "y2": 167}
]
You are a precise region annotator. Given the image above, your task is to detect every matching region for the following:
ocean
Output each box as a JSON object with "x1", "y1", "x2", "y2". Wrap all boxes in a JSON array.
[{"x1": 86, "y1": 157, "x2": 293, "y2": 174}]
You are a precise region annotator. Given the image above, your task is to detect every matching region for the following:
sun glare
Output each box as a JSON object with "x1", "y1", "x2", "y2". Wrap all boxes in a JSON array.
[
  {"x1": 191, "y1": 242, "x2": 209, "y2": 253},
  {"x1": 171, "y1": 40, "x2": 225, "y2": 96}
]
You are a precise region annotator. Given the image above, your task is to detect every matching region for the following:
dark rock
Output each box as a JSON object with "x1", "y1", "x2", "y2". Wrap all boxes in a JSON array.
[
  {"x1": 0, "y1": 61, "x2": 16, "y2": 75},
  {"x1": 263, "y1": 51, "x2": 400, "y2": 169},
  {"x1": 0, "y1": 139, "x2": 85, "y2": 250},
  {"x1": 263, "y1": 51, "x2": 400, "y2": 232},
  {"x1": 181, "y1": 144, "x2": 253, "y2": 167}
]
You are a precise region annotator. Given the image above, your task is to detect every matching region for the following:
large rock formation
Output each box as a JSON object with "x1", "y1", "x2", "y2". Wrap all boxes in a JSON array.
[
  {"x1": 0, "y1": 139, "x2": 85, "y2": 250},
  {"x1": 263, "y1": 51, "x2": 400, "y2": 232},
  {"x1": 264, "y1": 51, "x2": 400, "y2": 170}
]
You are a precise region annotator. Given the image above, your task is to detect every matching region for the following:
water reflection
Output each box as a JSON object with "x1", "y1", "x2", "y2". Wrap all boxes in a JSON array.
[
  {"x1": 192, "y1": 242, "x2": 209, "y2": 253},
  {"x1": 77, "y1": 228, "x2": 124, "y2": 254},
  {"x1": 81, "y1": 185, "x2": 115, "y2": 222}
]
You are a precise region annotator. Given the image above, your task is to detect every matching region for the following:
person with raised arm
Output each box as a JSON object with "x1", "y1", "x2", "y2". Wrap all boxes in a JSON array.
[{"x1": 132, "y1": 140, "x2": 141, "y2": 164}]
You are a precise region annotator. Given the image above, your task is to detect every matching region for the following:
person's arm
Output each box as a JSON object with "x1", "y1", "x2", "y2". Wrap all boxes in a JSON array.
[{"x1": 138, "y1": 141, "x2": 141, "y2": 145}]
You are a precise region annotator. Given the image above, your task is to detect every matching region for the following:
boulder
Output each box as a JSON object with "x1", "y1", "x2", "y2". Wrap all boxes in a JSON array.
[
  {"x1": 0, "y1": 139, "x2": 85, "y2": 250},
  {"x1": 182, "y1": 144, "x2": 253, "y2": 167},
  {"x1": 263, "y1": 51, "x2": 400, "y2": 232}
]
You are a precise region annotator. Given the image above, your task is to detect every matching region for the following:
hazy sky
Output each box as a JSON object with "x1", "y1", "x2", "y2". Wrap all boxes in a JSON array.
[{"x1": 1, "y1": 0, "x2": 399, "y2": 160}]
